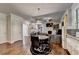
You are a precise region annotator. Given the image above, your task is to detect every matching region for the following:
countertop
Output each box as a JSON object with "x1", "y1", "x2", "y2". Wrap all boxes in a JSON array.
[{"x1": 66, "y1": 34, "x2": 79, "y2": 41}]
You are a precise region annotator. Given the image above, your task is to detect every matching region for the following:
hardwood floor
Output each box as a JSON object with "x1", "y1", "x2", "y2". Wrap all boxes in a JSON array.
[
  {"x1": 0, "y1": 41, "x2": 25, "y2": 55},
  {"x1": 0, "y1": 40, "x2": 68, "y2": 55},
  {"x1": 50, "y1": 43, "x2": 67, "y2": 55}
]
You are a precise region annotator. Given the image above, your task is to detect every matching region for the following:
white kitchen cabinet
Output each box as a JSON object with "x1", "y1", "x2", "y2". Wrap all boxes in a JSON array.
[{"x1": 66, "y1": 36, "x2": 79, "y2": 55}]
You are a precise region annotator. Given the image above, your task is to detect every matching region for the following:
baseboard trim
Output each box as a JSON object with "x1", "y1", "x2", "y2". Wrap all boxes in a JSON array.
[{"x1": 0, "y1": 40, "x2": 23, "y2": 45}]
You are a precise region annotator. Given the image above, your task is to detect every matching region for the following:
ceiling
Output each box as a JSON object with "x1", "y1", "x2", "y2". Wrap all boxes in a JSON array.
[
  {"x1": 0, "y1": 3, "x2": 72, "y2": 21},
  {"x1": 33, "y1": 11, "x2": 65, "y2": 23},
  {"x1": 10, "y1": 3, "x2": 72, "y2": 16}
]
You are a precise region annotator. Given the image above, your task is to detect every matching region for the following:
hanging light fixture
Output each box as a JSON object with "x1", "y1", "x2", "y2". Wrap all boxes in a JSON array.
[
  {"x1": 36, "y1": 7, "x2": 42, "y2": 22},
  {"x1": 36, "y1": 7, "x2": 40, "y2": 19}
]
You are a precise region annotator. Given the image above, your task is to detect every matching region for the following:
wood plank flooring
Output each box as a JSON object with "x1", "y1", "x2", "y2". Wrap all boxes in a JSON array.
[
  {"x1": 0, "y1": 40, "x2": 68, "y2": 55},
  {"x1": 50, "y1": 43, "x2": 67, "y2": 55},
  {"x1": 0, "y1": 41, "x2": 25, "y2": 55}
]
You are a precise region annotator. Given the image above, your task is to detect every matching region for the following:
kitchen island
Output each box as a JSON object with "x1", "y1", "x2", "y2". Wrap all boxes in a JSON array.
[{"x1": 30, "y1": 33, "x2": 51, "y2": 55}]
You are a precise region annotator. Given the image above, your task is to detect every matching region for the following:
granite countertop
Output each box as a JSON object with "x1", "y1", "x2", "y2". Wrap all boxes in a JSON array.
[
  {"x1": 38, "y1": 35, "x2": 49, "y2": 39},
  {"x1": 31, "y1": 34, "x2": 49, "y2": 40}
]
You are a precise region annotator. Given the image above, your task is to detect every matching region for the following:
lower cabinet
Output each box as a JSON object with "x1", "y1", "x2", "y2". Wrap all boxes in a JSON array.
[{"x1": 66, "y1": 37, "x2": 79, "y2": 55}]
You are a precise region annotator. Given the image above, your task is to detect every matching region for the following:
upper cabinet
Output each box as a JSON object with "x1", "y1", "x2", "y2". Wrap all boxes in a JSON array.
[
  {"x1": 61, "y1": 4, "x2": 79, "y2": 29},
  {"x1": 70, "y1": 4, "x2": 79, "y2": 29}
]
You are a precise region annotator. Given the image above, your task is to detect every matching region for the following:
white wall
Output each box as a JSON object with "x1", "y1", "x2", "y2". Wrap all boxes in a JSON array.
[
  {"x1": 0, "y1": 13, "x2": 24, "y2": 44},
  {"x1": 10, "y1": 14, "x2": 23, "y2": 43},
  {"x1": 0, "y1": 13, "x2": 7, "y2": 44}
]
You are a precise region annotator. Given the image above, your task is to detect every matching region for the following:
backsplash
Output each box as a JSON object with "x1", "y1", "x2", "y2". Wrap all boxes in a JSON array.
[{"x1": 67, "y1": 29, "x2": 79, "y2": 36}]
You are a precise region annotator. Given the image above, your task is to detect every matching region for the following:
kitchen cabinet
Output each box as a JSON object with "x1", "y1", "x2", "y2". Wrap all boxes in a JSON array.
[{"x1": 66, "y1": 35, "x2": 79, "y2": 55}]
